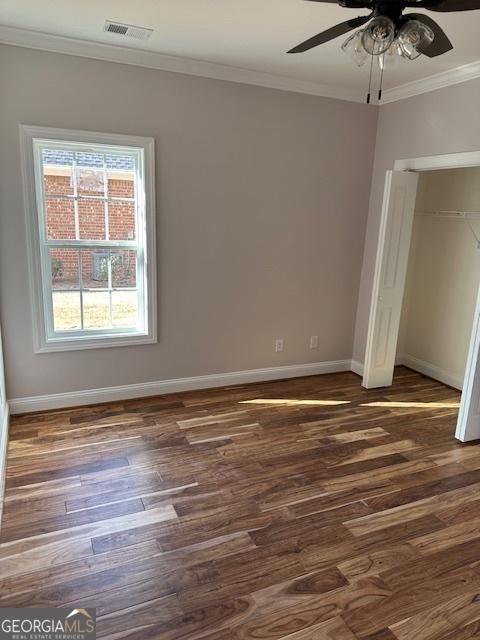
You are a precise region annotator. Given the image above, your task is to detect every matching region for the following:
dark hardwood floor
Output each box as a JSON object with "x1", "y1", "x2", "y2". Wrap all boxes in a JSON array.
[{"x1": 1, "y1": 367, "x2": 479, "y2": 639}]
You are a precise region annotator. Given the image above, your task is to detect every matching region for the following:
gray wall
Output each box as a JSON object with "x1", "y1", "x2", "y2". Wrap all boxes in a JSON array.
[
  {"x1": 0, "y1": 44, "x2": 378, "y2": 400},
  {"x1": 353, "y1": 78, "x2": 480, "y2": 364}
]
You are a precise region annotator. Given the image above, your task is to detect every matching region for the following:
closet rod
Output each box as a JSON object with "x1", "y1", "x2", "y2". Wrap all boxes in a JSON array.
[{"x1": 415, "y1": 210, "x2": 480, "y2": 218}]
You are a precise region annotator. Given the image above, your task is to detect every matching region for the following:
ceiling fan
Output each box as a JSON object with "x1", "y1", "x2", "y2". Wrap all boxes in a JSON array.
[{"x1": 287, "y1": 0, "x2": 479, "y2": 100}]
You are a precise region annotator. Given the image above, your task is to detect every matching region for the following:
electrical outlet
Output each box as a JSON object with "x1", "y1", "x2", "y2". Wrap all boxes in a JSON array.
[
  {"x1": 275, "y1": 339, "x2": 284, "y2": 353},
  {"x1": 310, "y1": 335, "x2": 319, "y2": 349}
]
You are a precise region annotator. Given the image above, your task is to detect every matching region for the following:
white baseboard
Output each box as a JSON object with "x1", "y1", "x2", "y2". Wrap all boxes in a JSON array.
[
  {"x1": 350, "y1": 355, "x2": 463, "y2": 390},
  {"x1": 8, "y1": 359, "x2": 352, "y2": 414},
  {"x1": 398, "y1": 353, "x2": 463, "y2": 391},
  {"x1": 0, "y1": 402, "x2": 10, "y2": 530},
  {"x1": 350, "y1": 360, "x2": 364, "y2": 377}
]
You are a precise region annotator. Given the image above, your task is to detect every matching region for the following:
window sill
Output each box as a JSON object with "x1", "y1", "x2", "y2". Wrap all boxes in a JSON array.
[{"x1": 34, "y1": 332, "x2": 157, "y2": 353}]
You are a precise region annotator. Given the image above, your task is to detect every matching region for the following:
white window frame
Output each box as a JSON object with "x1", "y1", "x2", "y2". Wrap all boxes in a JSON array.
[{"x1": 20, "y1": 125, "x2": 157, "y2": 353}]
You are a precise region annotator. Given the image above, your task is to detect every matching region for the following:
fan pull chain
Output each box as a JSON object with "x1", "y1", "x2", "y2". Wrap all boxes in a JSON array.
[
  {"x1": 366, "y1": 53, "x2": 374, "y2": 104},
  {"x1": 378, "y1": 55, "x2": 385, "y2": 102}
]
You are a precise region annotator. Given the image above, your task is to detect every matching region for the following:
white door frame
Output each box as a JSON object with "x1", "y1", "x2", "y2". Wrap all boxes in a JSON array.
[{"x1": 364, "y1": 150, "x2": 480, "y2": 442}]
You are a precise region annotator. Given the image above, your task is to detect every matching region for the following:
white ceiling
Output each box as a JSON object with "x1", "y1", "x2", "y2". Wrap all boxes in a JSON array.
[{"x1": 0, "y1": 0, "x2": 480, "y2": 97}]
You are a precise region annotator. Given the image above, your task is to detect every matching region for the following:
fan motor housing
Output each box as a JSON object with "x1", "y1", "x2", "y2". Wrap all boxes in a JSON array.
[
  {"x1": 374, "y1": 0, "x2": 406, "y2": 20},
  {"x1": 338, "y1": 0, "x2": 372, "y2": 6},
  {"x1": 338, "y1": 0, "x2": 407, "y2": 21}
]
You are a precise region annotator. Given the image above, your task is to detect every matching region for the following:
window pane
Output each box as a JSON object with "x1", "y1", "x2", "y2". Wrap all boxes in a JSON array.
[
  {"x1": 106, "y1": 153, "x2": 135, "y2": 171},
  {"x1": 112, "y1": 249, "x2": 137, "y2": 288},
  {"x1": 78, "y1": 198, "x2": 106, "y2": 240},
  {"x1": 83, "y1": 291, "x2": 110, "y2": 328},
  {"x1": 42, "y1": 150, "x2": 74, "y2": 196},
  {"x1": 112, "y1": 291, "x2": 138, "y2": 328},
  {"x1": 50, "y1": 247, "x2": 80, "y2": 332},
  {"x1": 108, "y1": 200, "x2": 136, "y2": 240},
  {"x1": 52, "y1": 291, "x2": 81, "y2": 331},
  {"x1": 107, "y1": 169, "x2": 135, "y2": 199},
  {"x1": 81, "y1": 249, "x2": 108, "y2": 290},
  {"x1": 50, "y1": 248, "x2": 79, "y2": 290},
  {"x1": 46, "y1": 198, "x2": 76, "y2": 240},
  {"x1": 76, "y1": 152, "x2": 105, "y2": 197}
]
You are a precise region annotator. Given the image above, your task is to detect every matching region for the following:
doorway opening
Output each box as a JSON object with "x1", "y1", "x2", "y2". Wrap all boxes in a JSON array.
[
  {"x1": 363, "y1": 151, "x2": 480, "y2": 442},
  {"x1": 398, "y1": 168, "x2": 480, "y2": 393}
]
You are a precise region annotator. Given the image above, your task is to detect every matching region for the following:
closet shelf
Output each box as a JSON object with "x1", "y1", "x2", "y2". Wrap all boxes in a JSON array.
[{"x1": 415, "y1": 210, "x2": 480, "y2": 218}]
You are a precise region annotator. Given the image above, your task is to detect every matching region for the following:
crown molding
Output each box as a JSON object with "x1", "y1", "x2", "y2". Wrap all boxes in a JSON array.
[
  {"x1": 382, "y1": 59, "x2": 480, "y2": 103},
  {"x1": 1, "y1": 24, "x2": 479, "y2": 105},
  {"x1": 0, "y1": 24, "x2": 363, "y2": 104}
]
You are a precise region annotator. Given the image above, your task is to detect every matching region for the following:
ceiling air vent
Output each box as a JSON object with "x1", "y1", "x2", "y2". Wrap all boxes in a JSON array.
[{"x1": 104, "y1": 20, "x2": 153, "y2": 41}]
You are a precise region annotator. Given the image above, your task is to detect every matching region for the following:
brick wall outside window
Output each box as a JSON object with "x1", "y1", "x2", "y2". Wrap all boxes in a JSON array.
[{"x1": 45, "y1": 174, "x2": 136, "y2": 289}]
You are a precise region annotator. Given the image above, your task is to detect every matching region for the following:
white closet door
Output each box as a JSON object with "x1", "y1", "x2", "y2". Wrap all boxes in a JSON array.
[
  {"x1": 363, "y1": 170, "x2": 419, "y2": 389},
  {"x1": 456, "y1": 284, "x2": 480, "y2": 442}
]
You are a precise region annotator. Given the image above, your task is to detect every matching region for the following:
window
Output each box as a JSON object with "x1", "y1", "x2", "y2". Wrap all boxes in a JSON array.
[{"x1": 20, "y1": 126, "x2": 157, "y2": 352}]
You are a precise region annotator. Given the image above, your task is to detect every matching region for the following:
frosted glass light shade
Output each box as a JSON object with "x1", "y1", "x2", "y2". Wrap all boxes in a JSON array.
[
  {"x1": 379, "y1": 41, "x2": 408, "y2": 69},
  {"x1": 361, "y1": 17, "x2": 395, "y2": 55},
  {"x1": 341, "y1": 30, "x2": 369, "y2": 67},
  {"x1": 398, "y1": 19, "x2": 434, "y2": 59}
]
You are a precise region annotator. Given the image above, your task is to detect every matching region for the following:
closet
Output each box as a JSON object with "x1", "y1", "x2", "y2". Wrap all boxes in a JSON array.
[{"x1": 397, "y1": 168, "x2": 480, "y2": 391}]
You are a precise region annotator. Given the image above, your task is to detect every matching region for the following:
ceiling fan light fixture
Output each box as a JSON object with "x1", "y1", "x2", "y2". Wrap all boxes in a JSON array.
[
  {"x1": 397, "y1": 19, "x2": 435, "y2": 59},
  {"x1": 286, "y1": 0, "x2": 461, "y2": 104},
  {"x1": 361, "y1": 16, "x2": 395, "y2": 55},
  {"x1": 341, "y1": 29, "x2": 369, "y2": 66}
]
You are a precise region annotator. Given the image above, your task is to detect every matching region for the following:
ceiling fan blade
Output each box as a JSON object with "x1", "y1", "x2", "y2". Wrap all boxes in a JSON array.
[
  {"x1": 406, "y1": 13, "x2": 453, "y2": 56},
  {"x1": 287, "y1": 14, "x2": 371, "y2": 53},
  {"x1": 414, "y1": 0, "x2": 480, "y2": 11}
]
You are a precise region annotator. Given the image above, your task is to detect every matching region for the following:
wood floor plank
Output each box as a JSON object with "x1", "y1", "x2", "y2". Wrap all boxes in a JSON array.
[
  {"x1": 409, "y1": 517, "x2": 480, "y2": 555},
  {"x1": 390, "y1": 591, "x2": 480, "y2": 640},
  {"x1": 234, "y1": 575, "x2": 391, "y2": 640},
  {"x1": 95, "y1": 593, "x2": 182, "y2": 638},
  {"x1": 342, "y1": 564, "x2": 480, "y2": 638},
  {"x1": 5, "y1": 456, "x2": 131, "y2": 489},
  {"x1": 1, "y1": 498, "x2": 146, "y2": 543},
  {"x1": 343, "y1": 480, "x2": 480, "y2": 537},
  {"x1": 276, "y1": 616, "x2": 358, "y2": 639},
  {"x1": 1, "y1": 368, "x2": 478, "y2": 640}
]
